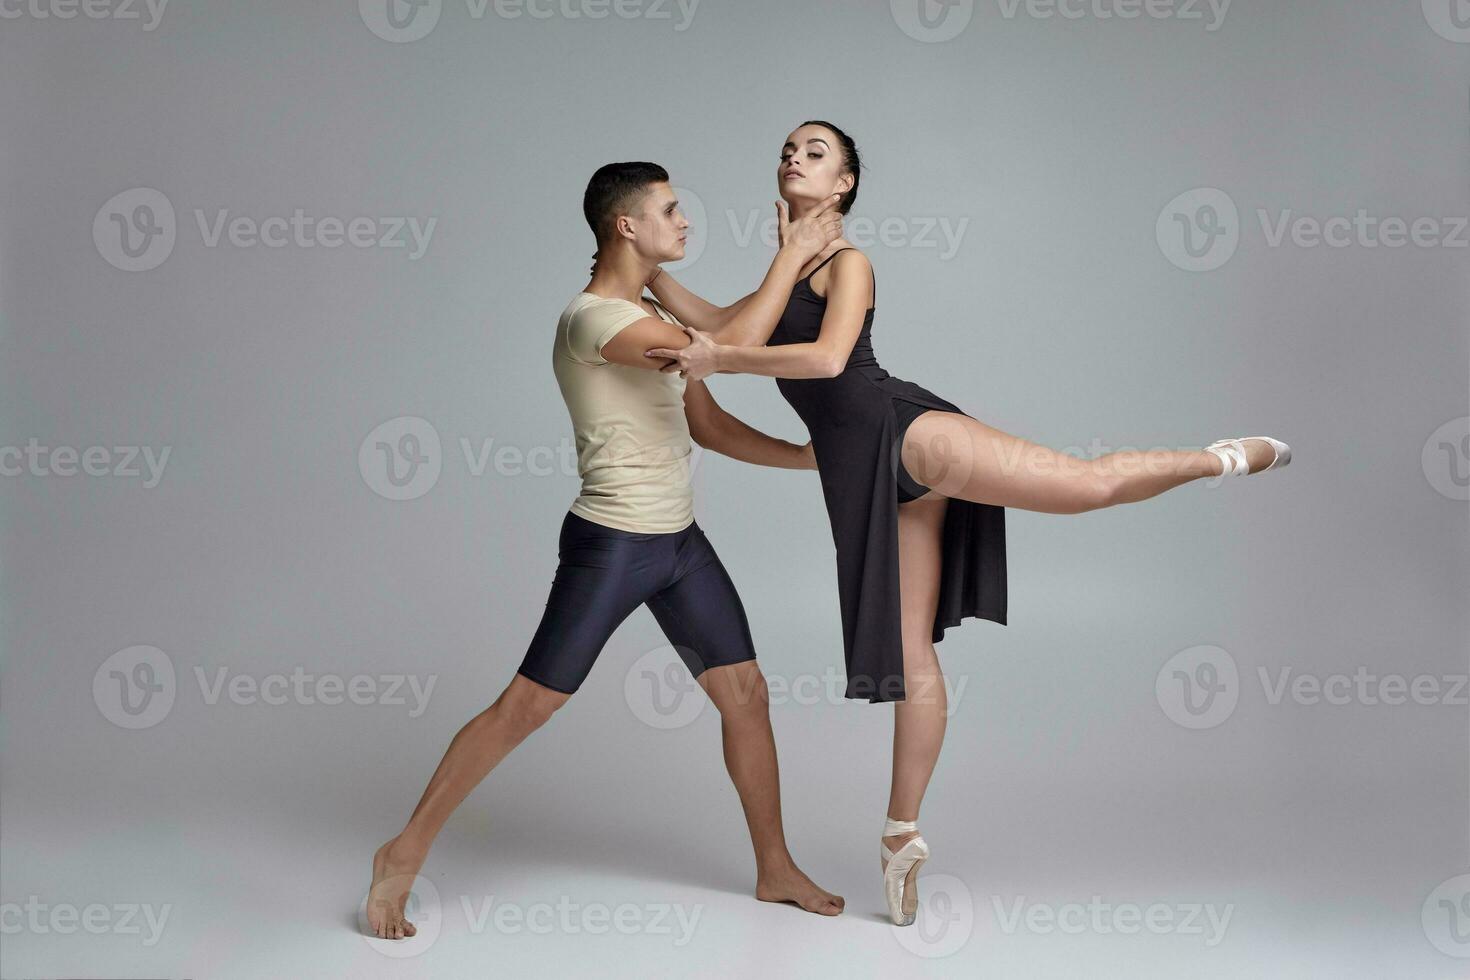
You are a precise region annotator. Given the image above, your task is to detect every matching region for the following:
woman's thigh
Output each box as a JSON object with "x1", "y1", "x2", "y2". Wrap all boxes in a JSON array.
[{"x1": 900, "y1": 410, "x2": 1105, "y2": 514}]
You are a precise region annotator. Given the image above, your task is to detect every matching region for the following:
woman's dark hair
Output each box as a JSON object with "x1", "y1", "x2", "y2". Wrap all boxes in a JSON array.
[
  {"x1": 583, "y1": 161, "x2": 670, "y2": 246},
  {"x1": 800, "y1": 119, "x2": 861, "y2": 215}
]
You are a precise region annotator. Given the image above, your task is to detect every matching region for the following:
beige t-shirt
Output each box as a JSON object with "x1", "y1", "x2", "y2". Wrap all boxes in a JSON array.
[{"x1": 552, "y1": 291, "x2": 693, "y2": 534}]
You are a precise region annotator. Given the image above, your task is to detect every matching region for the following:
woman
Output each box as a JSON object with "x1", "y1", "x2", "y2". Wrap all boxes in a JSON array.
[{"x1": 644, "y1": 120, "x2": 1291, "y2": 927}]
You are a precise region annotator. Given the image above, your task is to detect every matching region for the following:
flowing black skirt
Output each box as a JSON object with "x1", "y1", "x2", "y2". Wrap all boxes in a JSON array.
[{"x1": 777, "y1": 367, "x2": 1008, "y2": 703}]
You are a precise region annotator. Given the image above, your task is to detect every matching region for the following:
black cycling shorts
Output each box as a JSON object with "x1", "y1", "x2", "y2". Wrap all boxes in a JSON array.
[{"x1": 516, "y1": 511, "x2": 759, "y2": 694}]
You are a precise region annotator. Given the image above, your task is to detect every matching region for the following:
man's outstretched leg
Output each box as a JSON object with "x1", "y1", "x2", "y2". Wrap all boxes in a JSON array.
[
  {"x1": 697, "y1": 660, "x2": 845, "y2": 915},
  {"x1": 365, "y1": 508, "x2": 652, "y2": 938},
  {"x1": 366, "y1": 674, "x2": 570, "y2": 939}
]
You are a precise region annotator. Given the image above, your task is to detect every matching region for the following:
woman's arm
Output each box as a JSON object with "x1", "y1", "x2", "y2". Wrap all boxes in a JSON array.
[
  {"x1": 647, "y1": 271, "x2": 753, "y2": 333},
  {"x1": 682, "y1": 380, "x2": 816, "y2": 470},
  {"x1": 648, "y1": 196, "x2": 844, "y2": 346},
  {"x1": 646, "y1": 249, "x2": 873, "y2": 381},
  {"x1": 648, "y1": 252, "x2": 802, "y2": 341}
]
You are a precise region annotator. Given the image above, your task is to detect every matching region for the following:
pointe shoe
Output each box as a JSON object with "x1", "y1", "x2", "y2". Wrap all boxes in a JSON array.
[
  {"x1": 1205, "y1": 436, "x2": 1291, "y2": 477},
  {"x1": 881, "y1": 817, "x2": 930, "y2": 927}
]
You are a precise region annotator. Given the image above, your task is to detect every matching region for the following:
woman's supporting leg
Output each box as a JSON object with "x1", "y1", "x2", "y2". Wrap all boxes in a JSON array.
[
  {"x1": 885, "y1": 494, "x2": 950, "y2": 853},
  {"x1": 698, "y1": 660, "x2": 844, "y2": 915},
  {"x1": 899, "y1": 411, "x2": 1277, "y2": 514},
  {"x1": 367, "y1": 674, "x2": 569, "y2": 939}
]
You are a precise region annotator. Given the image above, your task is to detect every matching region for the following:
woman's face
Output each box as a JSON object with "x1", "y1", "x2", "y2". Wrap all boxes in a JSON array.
[{"x1": 777, "y1": 124, "x2": 853, "y2": 210}]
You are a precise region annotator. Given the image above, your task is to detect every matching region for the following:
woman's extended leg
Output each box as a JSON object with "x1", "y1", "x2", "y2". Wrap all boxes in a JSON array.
[
  {"x1": 884, "y1": 494, "x2": 949, "y2": 844},
  {"x1": 899, "y1": 411, "x2": 1279, "y2": 514},
  {"x1": 366, "y1": 674, "x2": 569, "y2": 939}
]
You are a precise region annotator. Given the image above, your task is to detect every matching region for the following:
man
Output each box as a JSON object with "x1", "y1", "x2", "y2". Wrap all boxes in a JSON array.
[{"x1": 365, "y1": 162, "x2": 847, "y2": 938}]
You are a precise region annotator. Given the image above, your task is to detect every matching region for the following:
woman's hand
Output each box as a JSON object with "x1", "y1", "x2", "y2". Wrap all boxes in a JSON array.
[
  {"x1": 644, "y1": 324, "x2": 723, "y2": 382},
  {"x1": 776, "y1": 194, "x2": 844, "y2": 260},
  {"x1": 798, "y1": 440, "x2": 818, "y2": 470}
]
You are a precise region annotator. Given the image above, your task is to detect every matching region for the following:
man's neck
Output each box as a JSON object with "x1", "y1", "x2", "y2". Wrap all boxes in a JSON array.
[{"x1": 585, "y1": 249, "x2": 656, "y2": 304}]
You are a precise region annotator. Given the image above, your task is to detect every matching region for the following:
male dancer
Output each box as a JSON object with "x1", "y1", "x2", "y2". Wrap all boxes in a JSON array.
[{"x1": 365, "y1": 163, "x2": 848, "y2": 938}]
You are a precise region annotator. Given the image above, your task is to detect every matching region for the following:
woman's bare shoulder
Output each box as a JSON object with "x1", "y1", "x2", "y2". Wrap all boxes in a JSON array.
[{"x1": 814, "y1": 244, "x2": 872, "y2": 300}]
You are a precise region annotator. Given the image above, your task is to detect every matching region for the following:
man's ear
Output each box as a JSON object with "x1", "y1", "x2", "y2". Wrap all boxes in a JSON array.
[{"x1": 614, "y1": 213, "x2": 637, "y2": 243}]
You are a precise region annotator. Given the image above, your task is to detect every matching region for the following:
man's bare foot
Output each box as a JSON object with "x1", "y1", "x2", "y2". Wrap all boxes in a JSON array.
[
  {"x1": 756, "y1": 862, "x2": 845, "y2": 916},
  {"x1": 366, "y1": 836, "x2": 427, "y2": 939}
]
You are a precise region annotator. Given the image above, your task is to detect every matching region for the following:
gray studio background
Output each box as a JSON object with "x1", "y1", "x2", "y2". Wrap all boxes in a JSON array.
[{"x1": 2, "y1": 1, "x2": 1467, "y2": 977}]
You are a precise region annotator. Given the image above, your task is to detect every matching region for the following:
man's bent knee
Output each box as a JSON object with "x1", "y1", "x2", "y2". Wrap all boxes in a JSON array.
[
  {"x1": 701, "y1": 661, "x2": 770, "y2": 718},
  {"x1": 499, "y1": 673, "x2": 571, "y2": 732}
]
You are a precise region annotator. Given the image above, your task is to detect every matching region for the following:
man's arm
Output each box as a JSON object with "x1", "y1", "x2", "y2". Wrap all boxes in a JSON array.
[
  {"x1": 598, "y1": 314, "x2": 696, "y2": 371},
  {"x1": 682, "y1": 380, "x2": 815, "y2": 470}
]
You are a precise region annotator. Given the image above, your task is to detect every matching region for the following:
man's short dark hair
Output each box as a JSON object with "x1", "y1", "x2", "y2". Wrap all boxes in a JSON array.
[{"x1": 583, "y1": 162, "x2": 669, "y2": 246}]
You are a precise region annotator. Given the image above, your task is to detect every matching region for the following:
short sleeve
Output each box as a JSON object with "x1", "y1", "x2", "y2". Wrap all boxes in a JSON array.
[{"x1": 566, "y1": 300, "x2": 649, "y2": 364}]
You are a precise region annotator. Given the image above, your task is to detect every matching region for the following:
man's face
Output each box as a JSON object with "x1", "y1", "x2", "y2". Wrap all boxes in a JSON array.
[{"x1": 626, "y1": 182, "x2": 689, "y2": 263}]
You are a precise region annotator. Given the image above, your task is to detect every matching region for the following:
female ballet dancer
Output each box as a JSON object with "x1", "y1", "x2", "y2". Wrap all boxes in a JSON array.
[{"x1": 643, "y1": 120, "x2": 1292, "y2": 927}]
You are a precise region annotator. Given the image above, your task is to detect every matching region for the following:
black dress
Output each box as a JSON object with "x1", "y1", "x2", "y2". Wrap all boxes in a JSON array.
[{"x1": 767, "y1": 248, "x2": 1007, "y2": 703}]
